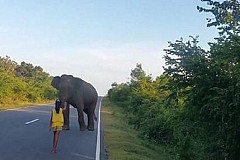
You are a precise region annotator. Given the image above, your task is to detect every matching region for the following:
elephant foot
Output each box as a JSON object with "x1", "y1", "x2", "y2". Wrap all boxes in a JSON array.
[
  {"x1": 80, "y1": 124, "x2": 87, "y2": 131},
  {"x1": 87, "y1": 126, "x2": 94, "y2": 131},
  {"x1": 63, "y1": 125, "x2": 70, "y2": 130},
  {"x1": 80, "y1": 127, "x2": 86, "y2": 131}
]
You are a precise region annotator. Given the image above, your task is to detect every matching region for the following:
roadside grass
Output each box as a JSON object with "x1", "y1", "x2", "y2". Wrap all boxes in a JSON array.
[{"x1": 102, "y1": 97, "x2": 172, "y2": 160}]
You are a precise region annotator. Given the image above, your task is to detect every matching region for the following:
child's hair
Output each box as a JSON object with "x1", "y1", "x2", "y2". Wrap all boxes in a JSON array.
[{"x1": 55, "y1": 99, "x2": 62, "y2": 114}]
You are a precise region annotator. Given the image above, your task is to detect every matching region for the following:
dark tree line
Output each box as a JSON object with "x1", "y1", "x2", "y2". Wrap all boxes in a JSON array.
[
  {"x1": 108, "y1": 0, "x2": 240, "y2": 159},
  {"x1": 0, "y1": 56, "x2": 56, "y2": 107}
]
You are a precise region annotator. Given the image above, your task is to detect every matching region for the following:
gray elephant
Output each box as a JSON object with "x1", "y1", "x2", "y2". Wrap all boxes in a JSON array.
[{"x1": 51, "y1": 74, "x2": 98, "y2": 131}]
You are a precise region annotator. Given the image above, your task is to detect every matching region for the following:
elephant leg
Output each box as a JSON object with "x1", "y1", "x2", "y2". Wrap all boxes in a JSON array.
[
  {"x1": 63, "y1": 103, "x2": 70, "y2": 130},
  {"x1": 77, "y1": 107, "x2": 86, "y2": 131},
  {"x1": 87, "y1": 112, "x2": 94, "y2": 131},
  {"x1": 87, "y1": 103, "x2": 96, "y2": 131}
]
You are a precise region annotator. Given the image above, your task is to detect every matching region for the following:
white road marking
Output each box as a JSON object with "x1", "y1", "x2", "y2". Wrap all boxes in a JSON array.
[
  {"x1": 95, "y1": 99, "x2": 102, "y2": 160},
  {"x1": 72, "y1": 153, "x2": 95, "y2": 160},
  {"x1": 25, "y1": 119, "x2": 39, "y2": 125}
]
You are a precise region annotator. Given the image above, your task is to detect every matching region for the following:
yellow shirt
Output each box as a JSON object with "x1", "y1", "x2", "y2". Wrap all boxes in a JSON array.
[{"x1": 51, "y1": 108, "x2": 64, "y2": 127}]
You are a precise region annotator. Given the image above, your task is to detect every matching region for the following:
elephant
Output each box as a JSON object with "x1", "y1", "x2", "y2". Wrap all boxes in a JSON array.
[{"x1": 51, "y1": 74, "x2": 98, "y2": 131}]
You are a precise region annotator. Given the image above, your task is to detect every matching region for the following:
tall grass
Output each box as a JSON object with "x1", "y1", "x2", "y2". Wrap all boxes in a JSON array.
[{"x1": 102, "y1": 97, "x2": 172, "y2": 160}]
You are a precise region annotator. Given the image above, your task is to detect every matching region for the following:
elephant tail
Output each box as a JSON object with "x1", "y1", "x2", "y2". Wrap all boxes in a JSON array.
[{"x1": 94, "y1": 113, "x2": 97, "y2": 121}]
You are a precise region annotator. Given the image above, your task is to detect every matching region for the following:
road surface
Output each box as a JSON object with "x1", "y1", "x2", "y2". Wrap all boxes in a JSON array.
[{"x1": 0, "y1": 97, "x2": 105, "y2": 160}]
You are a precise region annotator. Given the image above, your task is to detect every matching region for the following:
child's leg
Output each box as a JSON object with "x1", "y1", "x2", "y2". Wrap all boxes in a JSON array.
[
  {"x1": 52, "y1": 131, "x2": 57, "y2": 153},
  {"x1": 53, "y1": 131, "x2": 61, "y2": 152}
]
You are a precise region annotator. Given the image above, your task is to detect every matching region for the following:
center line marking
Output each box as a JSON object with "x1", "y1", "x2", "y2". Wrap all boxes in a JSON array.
[{"x1": 25, "y1": 119, "x2": 39, "y2": 125}]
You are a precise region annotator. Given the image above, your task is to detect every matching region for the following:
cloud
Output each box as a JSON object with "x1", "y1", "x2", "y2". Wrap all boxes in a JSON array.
[{"x1": 2, "y1": 40, "x2": 166, "y2": 95}]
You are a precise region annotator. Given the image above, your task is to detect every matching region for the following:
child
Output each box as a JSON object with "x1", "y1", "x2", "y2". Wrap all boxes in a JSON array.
[{"x1": 49, "y1": 99, "x2": 65, "y2": 153}]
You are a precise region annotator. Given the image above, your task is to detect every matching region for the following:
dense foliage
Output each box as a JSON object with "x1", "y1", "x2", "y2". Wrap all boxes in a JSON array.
[
  {"x1": 108, "y1": 0, "x2": 240, "y2": 159},
  {"x1": 0, "y1": 56, "x2": 56, "y2": 107}
]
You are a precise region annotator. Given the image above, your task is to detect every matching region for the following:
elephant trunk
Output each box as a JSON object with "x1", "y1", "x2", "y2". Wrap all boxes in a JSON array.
[{"x1": 59, "y1": 97, "x2": 67, "y2": 108}]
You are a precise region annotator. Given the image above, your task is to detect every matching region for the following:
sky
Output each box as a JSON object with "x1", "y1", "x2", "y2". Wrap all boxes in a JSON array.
[{"x1": 0, "y1": 0, "x2": 219, "y2": 96}]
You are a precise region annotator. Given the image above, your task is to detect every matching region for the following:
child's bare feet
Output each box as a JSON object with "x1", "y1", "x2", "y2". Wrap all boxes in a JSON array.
[{"x1": 51, "y1": 149, "x2": 57, "y2": 153}]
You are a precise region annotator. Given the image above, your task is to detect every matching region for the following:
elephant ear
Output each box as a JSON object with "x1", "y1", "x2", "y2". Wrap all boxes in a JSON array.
[{"x1": 51, "y1": 76, "x2": 61, "y2": 89}]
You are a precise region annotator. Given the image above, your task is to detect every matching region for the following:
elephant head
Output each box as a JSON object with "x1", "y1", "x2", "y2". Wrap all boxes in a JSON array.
[
  {"x1": 51, "y1": 76, "x2": 60, "y2": 90},
  {"x1": 51, "y1": 74, "x2": 74, "y2": 103}
]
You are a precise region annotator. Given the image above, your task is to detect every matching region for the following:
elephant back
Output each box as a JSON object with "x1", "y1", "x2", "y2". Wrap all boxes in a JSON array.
[{"x1": 73, "y1": 77, "x2": 98, "y2": 102}]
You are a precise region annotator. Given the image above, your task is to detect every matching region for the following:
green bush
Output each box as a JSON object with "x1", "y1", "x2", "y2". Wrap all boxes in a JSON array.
[{"x1": 0, "y1": 56, "x2": 56, "y2": 106}]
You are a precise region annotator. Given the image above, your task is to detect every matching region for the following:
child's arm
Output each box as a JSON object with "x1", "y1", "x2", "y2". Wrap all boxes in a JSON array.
[{"x1": 49, "y1": 111, "x2": 52, "y2": 130}]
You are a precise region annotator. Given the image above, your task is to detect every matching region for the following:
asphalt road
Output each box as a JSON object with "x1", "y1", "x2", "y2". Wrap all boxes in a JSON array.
[{"x1": 0, "y1": 97, "x2": 105, "y2": 160}]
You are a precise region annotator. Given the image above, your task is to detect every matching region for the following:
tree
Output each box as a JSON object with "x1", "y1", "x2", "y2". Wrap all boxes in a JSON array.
[
  {"x1": 0, "y1": 56, "x2": 17, "y2": 74},
  {"x1": 130, "y1": 63, "x2": 147, "y2": 83},
  {"x1": 198, "y1": 0, "x2": 240, "y2": 36},
  {"x1": 163, "y1": 0, "x2": 240, "y2": 158},
  {"x1": 15, "y1": 61, "x2": 35, "y2": 77}
]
